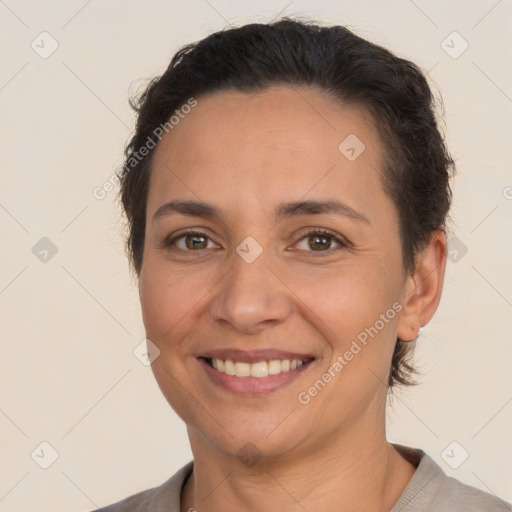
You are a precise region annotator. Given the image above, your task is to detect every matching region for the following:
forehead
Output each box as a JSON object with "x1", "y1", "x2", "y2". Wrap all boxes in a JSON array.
[{"x1": 147, "y1": 86, "x2": 389, "y2": 220}]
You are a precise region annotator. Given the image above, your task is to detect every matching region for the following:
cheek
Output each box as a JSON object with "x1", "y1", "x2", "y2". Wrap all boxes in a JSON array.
[
  {"x1": 288, "y1": 261, "x2": 402, "y2": 375},
  {"x1": 297, "y1": 264, "x2": 396, "y2": 328},
  {"x1": 139, "y1": 260, "x2": 210, "y2": 344},
  {"x1": 139, "y1": 262, "x2": 211, "y2": 419}
]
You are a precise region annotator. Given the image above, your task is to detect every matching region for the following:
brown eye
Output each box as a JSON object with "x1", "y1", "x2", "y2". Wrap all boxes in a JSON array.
[
  {"x1": 184, "y1": 234, "x2": 208, "y2": 250},
  {"x1": 167, "y1": 231, "x2": 219, "y2": 251},
  {"x1": 308, "y1": 234, "x2": 333, "y2": 251},
  {"x1": 294, "y1": 229, "x2": 345, "y2": 253}
]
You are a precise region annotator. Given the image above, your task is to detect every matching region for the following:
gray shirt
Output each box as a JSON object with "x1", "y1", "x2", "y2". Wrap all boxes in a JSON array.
[{"x1": 93, "y1": 446, "x2": 511, "y2": 511}]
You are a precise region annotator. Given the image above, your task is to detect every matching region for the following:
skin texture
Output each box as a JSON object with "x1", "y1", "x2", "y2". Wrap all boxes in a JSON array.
[{"x1": 138, "y1": 85, "x2": 447, "y2": 511}]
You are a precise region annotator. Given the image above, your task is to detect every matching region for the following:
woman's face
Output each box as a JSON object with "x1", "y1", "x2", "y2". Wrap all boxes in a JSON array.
[{"x1": 139, "y1": 86, "x2": 412, "y2": 460}]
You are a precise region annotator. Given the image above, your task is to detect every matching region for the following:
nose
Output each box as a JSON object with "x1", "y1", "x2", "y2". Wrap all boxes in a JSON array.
[{"x1": 209, "y1": 251, "x2": 293, "y2": 335}]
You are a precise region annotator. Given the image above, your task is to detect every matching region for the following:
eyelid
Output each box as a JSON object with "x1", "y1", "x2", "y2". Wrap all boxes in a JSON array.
[
  {"x1": 161, "y1": 228, "x2": 221, "y2": 250},
  {"x1": 161, "y1": 227, "x2": 349, "y2": 253},
  {"x1": 289, "y1": 227, "x2": 349, "y2": 253}
]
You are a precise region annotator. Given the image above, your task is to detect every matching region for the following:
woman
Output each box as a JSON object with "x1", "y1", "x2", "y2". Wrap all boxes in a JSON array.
[{"x1": 96, "y1": 18, "x2": 510, "y2": 511}]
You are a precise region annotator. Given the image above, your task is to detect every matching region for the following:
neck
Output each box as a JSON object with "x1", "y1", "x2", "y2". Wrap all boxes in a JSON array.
[{"x1": 181, "y1": 419, "x2": 416, "y2": 511}]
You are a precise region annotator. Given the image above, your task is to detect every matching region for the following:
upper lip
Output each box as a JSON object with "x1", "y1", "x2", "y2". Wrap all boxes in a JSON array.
[{"x1": 200, "y1": 349, "x2": 315, "y2": 364}]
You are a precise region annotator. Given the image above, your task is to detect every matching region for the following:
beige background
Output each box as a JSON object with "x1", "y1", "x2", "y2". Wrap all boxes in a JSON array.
[{"x1": 1, "y1": 0, "x2": 511, "y2": 510}]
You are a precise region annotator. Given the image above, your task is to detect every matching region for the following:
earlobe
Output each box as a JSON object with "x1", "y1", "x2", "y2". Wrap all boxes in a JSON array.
[{"x1": 397, "y1": 231, "x2": 447, "y2": 342}]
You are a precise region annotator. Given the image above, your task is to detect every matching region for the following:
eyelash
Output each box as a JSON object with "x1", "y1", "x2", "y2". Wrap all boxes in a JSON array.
[
  {"x1": 294, "y1": 228, "x2": 348, "y2": 254},
  {"x1": 163, "y1": 228, "x2": 348, "y2": 255}
]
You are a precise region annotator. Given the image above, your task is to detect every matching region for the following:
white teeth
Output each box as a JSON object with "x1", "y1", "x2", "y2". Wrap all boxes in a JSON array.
[
  {"x1": 210, "y1": 358, "x2": 306, "y2": 377},
  {"x1": 250, "y1": 361, "x2": 269, "y2": 377},
  {"x1": 224, "y1": 359, "x2": 235, "y2": 376},
  {"x1": 234, "y1": 362, "x2": 251, "y2": 377},
  {"x1": 268, "y1": 360, "x2": 282, "y2": 375}
]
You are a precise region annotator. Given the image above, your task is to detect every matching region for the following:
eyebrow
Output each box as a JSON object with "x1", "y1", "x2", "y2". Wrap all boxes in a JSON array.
[
  {"x1": 276, "y1": 199, "x2": 369, "y2": 223},
  {"x1": 152, "y1": 199, "x2": 369, "y2": 224},
  {"x1": 152, "y1": 200, "x2": 221, "y2": 222}
]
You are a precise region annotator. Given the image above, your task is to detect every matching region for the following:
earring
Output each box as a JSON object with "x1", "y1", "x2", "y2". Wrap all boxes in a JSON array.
[{"x1": 398, "y1": 326, "x2": 425, "y2": 343}]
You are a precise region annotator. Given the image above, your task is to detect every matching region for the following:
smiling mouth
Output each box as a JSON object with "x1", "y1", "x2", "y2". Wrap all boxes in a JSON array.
[{"x1": 203, "y1": 357, "x2": 314, "y2": 377}]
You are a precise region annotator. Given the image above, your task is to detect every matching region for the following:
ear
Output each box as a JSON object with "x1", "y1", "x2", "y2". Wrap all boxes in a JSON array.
[{"x1": 397, "y1": 231, "x2": 447, "y2": 342}]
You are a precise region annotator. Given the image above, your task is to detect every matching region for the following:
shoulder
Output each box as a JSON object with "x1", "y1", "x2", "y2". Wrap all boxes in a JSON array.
[
  {"x1": 90, "y1": 462, "x2": 193, "y2": 512},
  {"x1": 392, "y1": 445, "x2": 511, "y2": 512},
  {"x1": 93, "y1": 489, "x2": 154, "y2": 512},
  {"x1": 433, "y1": 472, "x2": 511, "y2": 511}
]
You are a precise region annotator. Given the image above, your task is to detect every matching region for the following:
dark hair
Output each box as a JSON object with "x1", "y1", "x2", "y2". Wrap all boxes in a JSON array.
[{"x1": 118, "y1": 18, "x2": 455, "y2": 388}]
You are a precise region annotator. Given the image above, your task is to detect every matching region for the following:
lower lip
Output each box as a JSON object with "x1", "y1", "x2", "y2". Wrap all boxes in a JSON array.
[{"x1": 199, "y1": 358, "x2": 313, "y2": 395}]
